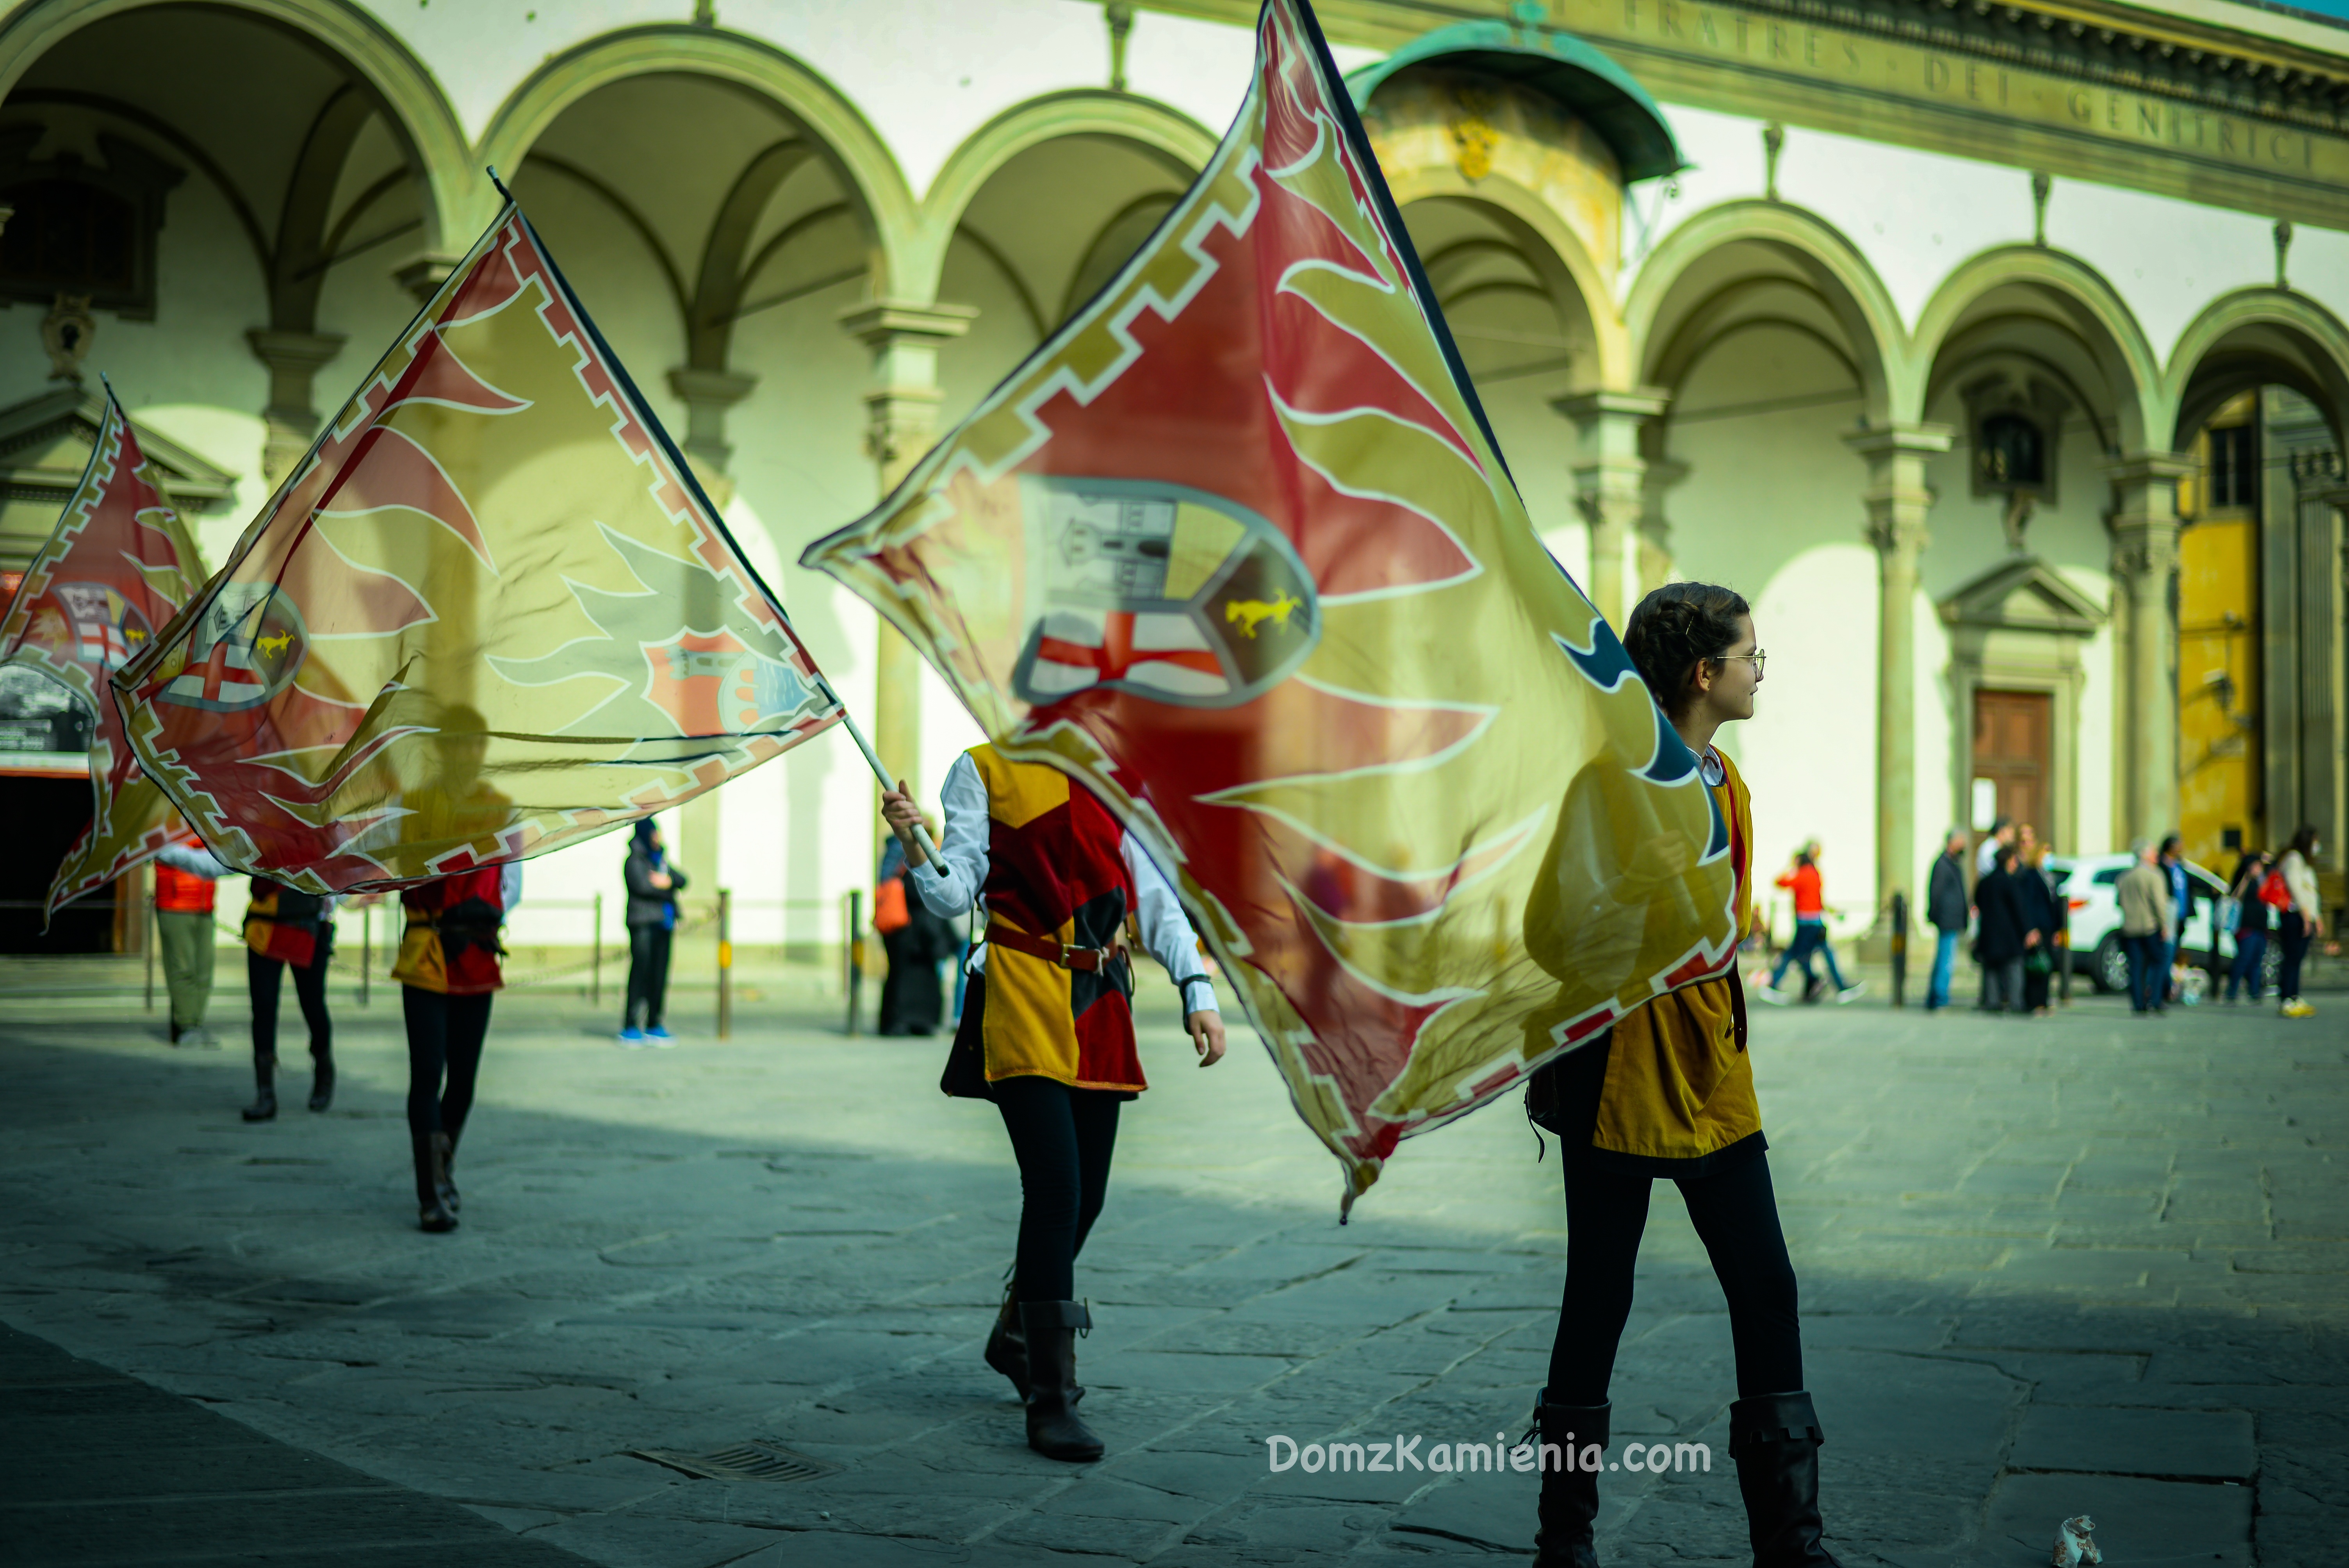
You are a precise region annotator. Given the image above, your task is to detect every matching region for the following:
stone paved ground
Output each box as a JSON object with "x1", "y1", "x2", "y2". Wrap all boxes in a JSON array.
[{"x1": 0, "y1": 963, "x2": 2343, "y2": 1568}]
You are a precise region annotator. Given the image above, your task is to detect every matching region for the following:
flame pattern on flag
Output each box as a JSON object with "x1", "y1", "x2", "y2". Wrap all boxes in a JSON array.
[
  {"x1": 114, "y1": 200, "x2": 841, "y2": 893},
  {"x1": 804, "y1": 0, "x2": 1739, "y2": 1204},
  {"x1": 0, "y1": 393, "x2": 208, "y2": 919}
]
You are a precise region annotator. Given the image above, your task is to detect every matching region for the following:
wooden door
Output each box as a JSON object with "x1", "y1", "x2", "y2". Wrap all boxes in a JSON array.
[{"x1": 1972, "y1": 689, "x2": 2053, "y2": 846}]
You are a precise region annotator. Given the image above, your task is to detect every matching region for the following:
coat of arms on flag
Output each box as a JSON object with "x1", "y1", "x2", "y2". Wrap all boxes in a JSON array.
[
  {"x1": 115, "y1": 184, "x2": 843, "y2": 893},
  {"x1": 0, "y1": 389, "x2": 210, "y2": 919},
  {"x1": 804, "y1": 0, "x2": 1734, "y2": 1205}
]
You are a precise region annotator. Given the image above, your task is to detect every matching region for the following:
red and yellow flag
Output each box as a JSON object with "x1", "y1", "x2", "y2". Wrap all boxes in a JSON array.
[
  {"x1": 803, "y1": 0, "x2": 1738, "y2": 1204},
  {"x1": 115, "y1": 194, "x2": 841, "y2": 892},
  {"x1": 0, "y1": 391, "x2": 209, "y2": 920}
]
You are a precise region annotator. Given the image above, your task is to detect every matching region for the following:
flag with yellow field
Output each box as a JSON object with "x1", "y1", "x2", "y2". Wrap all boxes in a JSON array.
[
  {"x1": 802, "y1": 0, "x2": 1740, "y2": 1205},
  {"x1": 0, "y1": 390, "x2": 209, "y2": 920},
  {"x1": 113, "y1": 190, "x2": 841, "y2": 893}
]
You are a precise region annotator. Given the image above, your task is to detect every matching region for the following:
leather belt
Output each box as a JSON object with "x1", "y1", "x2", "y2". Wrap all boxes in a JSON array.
[{"x1": 986, "y1": 923, "x2": 1119, "y2": 973}]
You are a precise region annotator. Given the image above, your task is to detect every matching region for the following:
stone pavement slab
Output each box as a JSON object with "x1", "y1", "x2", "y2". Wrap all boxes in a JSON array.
[{"x1": 0, "y1": 979, "x2": 2344, "y2": 1566}]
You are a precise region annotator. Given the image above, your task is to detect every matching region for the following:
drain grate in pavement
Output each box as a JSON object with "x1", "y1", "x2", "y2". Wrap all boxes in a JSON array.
[{"x1": 630, "y1": 1440, "x2": 838, "y2": 1484}]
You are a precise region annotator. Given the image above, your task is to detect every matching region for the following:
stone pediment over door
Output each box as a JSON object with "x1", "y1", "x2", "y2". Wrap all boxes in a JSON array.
[
  {"x1": 0, "y1": 388, "x2": 237, "y2": 577},
  {"x1": 1937, "y1": 554, "x2": 2107, "y2": 863},
  {"x1": 1937, "y1": 554, "x2": 2107, "y2": 640}
]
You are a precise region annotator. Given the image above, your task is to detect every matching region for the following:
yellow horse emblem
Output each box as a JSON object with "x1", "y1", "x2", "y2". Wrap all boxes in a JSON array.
[
  {"x1": 1224, "y1": 593, "x2": 1304, "y2": 639},
  {"x1": 257, "y1": 631, "x2": 293, "y2": 658}
]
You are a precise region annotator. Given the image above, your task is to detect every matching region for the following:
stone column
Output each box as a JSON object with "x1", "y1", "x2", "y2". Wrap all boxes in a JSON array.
[
  {"x1": 665, "y1": 368, "x2": 759, "y2": 508},
  {"x1": 1637, "y1": 454, "x2": 1689, "y2": 598},
  {"x1": 2106, "y1": 452, "x2": 2194, "y2": 843},
  {"x1": 836, "y1": 301, "x2": 977, "y2": 834},
  {"x1": 393, "y1": 252, "x2": 461, "y2": 304},
  {"x1": 1554, "y1": 388, "x2": 1670, "y2": 627},
  {"x1": 1844, "y1": 423, "x2": 1953, "y2": 933},
  {"x1": 245, "y1": 328, "x2": 347, "y2": 484}
]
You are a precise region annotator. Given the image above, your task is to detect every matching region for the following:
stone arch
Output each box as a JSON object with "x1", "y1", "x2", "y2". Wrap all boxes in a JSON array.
[
  {"x1": 1382, "y1": 164, "x2": 1629, "y2": 390},
  {"x1": 1913, "y1": 246, "x2": 2162, "y2": 457},
  {"x1": 909, "y1": 91, "x2": 1217, "y2": 305},
  {"x1": 476, "y1": 25, "x2": 916, "y2": 299},
  {"x1": 1626, "y1": 199, "x2": 1903, "y2": 424},
  {"x1": 2164, "y1": 288, "x2": 2349, "y2": 447},
  {"x1": 0, "y1": 0, "x2": 472, "y2": 254}
]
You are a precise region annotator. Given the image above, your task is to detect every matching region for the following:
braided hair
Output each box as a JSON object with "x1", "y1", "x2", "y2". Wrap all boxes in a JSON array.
[{"x1": 1621, "y1": 581, "x2": 1751, "y2": 718}]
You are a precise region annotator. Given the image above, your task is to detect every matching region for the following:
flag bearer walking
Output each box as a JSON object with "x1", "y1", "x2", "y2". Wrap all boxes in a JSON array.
[
  {"x1": 883, "y1": 747, "x2": 1224, "y2": 1462},
  {"x1": 1525, "y1": 583, "x2": 1843, "y2": 1568},
  {"x1": 241, "y1": 878, "x2": 337, "y2": 1120},
  {"x1": 154, "y1": 824, "x2": 226, "y2": 1048}
]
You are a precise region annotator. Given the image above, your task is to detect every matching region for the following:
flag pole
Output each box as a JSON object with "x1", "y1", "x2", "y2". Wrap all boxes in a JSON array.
[{"x1": 820, "y1": 681, "x2": 946, "y2": 876}]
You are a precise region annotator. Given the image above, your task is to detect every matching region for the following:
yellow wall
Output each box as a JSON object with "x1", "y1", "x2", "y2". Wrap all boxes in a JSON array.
[{"x1": 2177, "y1": 404, "x2": 2262, "y2": 867}]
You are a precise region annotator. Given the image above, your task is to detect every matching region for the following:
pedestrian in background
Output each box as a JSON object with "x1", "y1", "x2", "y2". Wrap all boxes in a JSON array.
[
  {"x1": 2275, "y1": 825, "x2": 2325, "y2": 1019},
  {"x1": 2158, "y1": 834, "x2": 2194, "y2": 1006},
  {"x1": 2116, "y1": 839, "x2": 2173, "y2": 1016},
  {"x1": 154, "y1": 822, "x2": 226, "y2": 1048},
  {"x1": 1760, "y1": 839, "x2": 1863, "y2": 1005},
  {"x1": 621, "y1": 819, "x2": 685, "y2": 1046},
  {"x1": 241, "y1": 878, "x2": 337, "y2": 1121},
  {"x1": 393, "y1": 862, "x2": 520, "y2": 1233},
  {"x1": 876, "y1": 827, "x2": 958, "y2": 1037},
  {"x1": 1976, "y1": 816, "x2": 2015, "y2": 879},
  {"x1": 1923, "y1": 829, "x2": 1968, "y2": 1012},
  {"x1": 2017, "y1": 837, "x2": 2063, "y2": 1016},
  {"x1": 1973, "y1": 844, "x2": 2029, "y2": 1014},
  {"x1": 2224, "y1": 848, "x2": 2273, "y2": 1005}
]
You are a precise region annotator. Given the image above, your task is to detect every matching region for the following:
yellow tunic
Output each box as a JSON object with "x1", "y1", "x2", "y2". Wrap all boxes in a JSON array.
[{"x1": 1581, "y1": 746, "x2": 1763, "y2": 1171}]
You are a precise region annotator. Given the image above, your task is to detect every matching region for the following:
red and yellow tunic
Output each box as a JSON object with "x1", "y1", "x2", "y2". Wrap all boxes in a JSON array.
[
  {"x1": 1549, "y1": 745, "x2": 1763, "y2": 1174},
  {"x1": 968, "y1": 746, "x2": 1146, "y2": 1092},
  {"x1": 390, "y1": 867, "x2": 509, "y2": 996}
]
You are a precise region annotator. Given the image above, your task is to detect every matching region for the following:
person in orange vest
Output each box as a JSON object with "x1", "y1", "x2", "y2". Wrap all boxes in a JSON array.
[
  {"x1": 153, "y1": 823, "x2": 226, "y2": 1048},
  {"x1": 240, "y1": 877, "x2": 338, "y2": 1120},
  {"x1": 883, "y1": 751, "x2": 1223, "y2": 1464}
]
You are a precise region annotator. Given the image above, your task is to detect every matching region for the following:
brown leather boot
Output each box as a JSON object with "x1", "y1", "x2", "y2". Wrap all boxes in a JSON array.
[
  {"x1": 241, "y1": 1055, "x2": 277, "y2": 1122},
  {"x1": 1018, "y1": 1301, "x2": 1103, "y2": 1462},
  {"x1": 1533, "y1": 1393, "x2": 1607, "y2": 1568},
  {"x1": 982, "y1": 1269, "x2": 1027, "y2": 1399},
  {"x1": 414, "y1": 1134, "x2": 458, "y2": 1233},
  {"x1": 1729, "y1": 1391, "x2": 1842, "y2": 1566}
]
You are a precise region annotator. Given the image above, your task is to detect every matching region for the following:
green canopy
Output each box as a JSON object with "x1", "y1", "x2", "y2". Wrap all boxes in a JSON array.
[{"x1": 1344, "y1": 20, "x2": 1686, "y2": 184}]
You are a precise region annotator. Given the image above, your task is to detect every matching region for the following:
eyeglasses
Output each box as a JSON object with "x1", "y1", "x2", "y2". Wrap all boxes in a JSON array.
[{"x1": 1713, "y1": 650, "x2": 1766, "y2": 675}]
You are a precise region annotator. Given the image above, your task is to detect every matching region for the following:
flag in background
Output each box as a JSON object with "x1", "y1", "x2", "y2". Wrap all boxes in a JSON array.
[
  {"x1": 114, "y1": 190, "x2": 843, "y2": 893},
  {"x1": 0, "y1": 390, "x2": 209, "y2": 921},
  {"x1": 802, "y1": 0, "x2": 1739, "y2": 1206}
]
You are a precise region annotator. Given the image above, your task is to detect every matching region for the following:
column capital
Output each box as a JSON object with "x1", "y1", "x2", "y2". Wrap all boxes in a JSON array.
[
  {"x1": 1550, "y1": 386, "x2": 1672, "y2": 427},
  {"x1": 2101, "y1": 449, "x2": 2197, "y2": 487},
  {"x1": 836, "y1": 299, "x2": 978, "y2": 350},
  {"x1": 391, "y1": 251, "x2": 462, "y2": 304},
  {"x1": 1841, "y1": 421, "x2": 1955, "y2": 461}
]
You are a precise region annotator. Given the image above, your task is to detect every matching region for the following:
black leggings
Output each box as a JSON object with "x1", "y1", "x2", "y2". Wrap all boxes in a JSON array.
[
  {"x1": 249, "y1": 949, "x2": 331, "y2": 1062},
  {"x1": 402, "y1": 987, "x2": 494, "y2": 1146},
  {"x1": 626, "y1": 924, "x2": 672, "y2": 1029},
  {"x1": 994, "y1": 1074, "x2": 1122, "y2": 1303},
  {"x1": 1549, "y1": 1147, "x2": 1803, "y2": 1406}
]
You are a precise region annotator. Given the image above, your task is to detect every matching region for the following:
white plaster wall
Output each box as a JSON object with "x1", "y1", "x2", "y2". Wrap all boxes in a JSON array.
[{"x1": 2042, "y1": 177, "x2": 2283, "y2": 364}]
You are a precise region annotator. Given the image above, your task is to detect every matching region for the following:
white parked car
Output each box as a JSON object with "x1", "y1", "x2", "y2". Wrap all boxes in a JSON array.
[{"x1": 2045, "y1": 853, "x2": 2281, "y2": 995}]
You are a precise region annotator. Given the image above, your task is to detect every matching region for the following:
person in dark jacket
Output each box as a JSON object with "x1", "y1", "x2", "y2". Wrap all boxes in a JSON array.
[
  {"x1": 875, "y1": 833, "x2": 960, "y2": 1036},
  {"x1": 1923, "y1": 829, "x2": 1968, "y2": 1012},
  {"x1": 2015, "y1": 840, "x2": 2063, "y2": 1016},
  {"x1": 1973, "y1": 845, "x2": 2030, "y2": 1015},
  {"x1": 2224, "y1": 849, "x2": 2273, "y2": 1003},
  {"x1": 2157, "y1": 834, "x2": 2194, "y2": 1006},
  {"x1": 621, "y1": 819, "x2": 686, "y2": 1045}
]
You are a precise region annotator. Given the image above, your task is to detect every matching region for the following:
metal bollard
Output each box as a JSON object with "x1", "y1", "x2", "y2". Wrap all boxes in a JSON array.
[
  {"x1": 845, "y1": 889, "x2": 863, "y2": 1036},
  {"x1": 1889, "y1": 890, "x2": 1907, "y2": 1009},
  {"x1": 717, "y1": 887, "x2": 733, "y2": 1041},
  {"x1": 2057, "y1": 928, "x2": 2072, "y2": 1007},
  {"x1": 591, "y1": 891, "x2": 603, "y2": 1007},
  {"x1": 360, "y1": 903, "x2": 371, "y2": 1008}
]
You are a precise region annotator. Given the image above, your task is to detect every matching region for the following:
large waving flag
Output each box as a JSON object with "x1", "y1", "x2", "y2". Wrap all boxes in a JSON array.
[
  {"x1": 115, "y1": 189, "x2": 841, "y2": 893},
  {"x1": 0, "y1": 391, "x2": 209, "y2": 920},
  {"x1": 804, "y1": 0, "x2": 1736, "y2": 1205}
]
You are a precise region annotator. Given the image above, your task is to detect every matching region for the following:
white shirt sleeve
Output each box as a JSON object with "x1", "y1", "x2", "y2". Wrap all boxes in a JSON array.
[
  {"x1": 500, "y1": 861, "x2": 523, "y2": 913},
  {"x1": 154, "y1": 843, "x2": 228, "y2": 879},
  {"x1": 1123, "y1": 833, "x2": 1218, "y2": 1015},
  {"x1": 912, "y1": 751, "x2": 989, "y2": 920}
]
